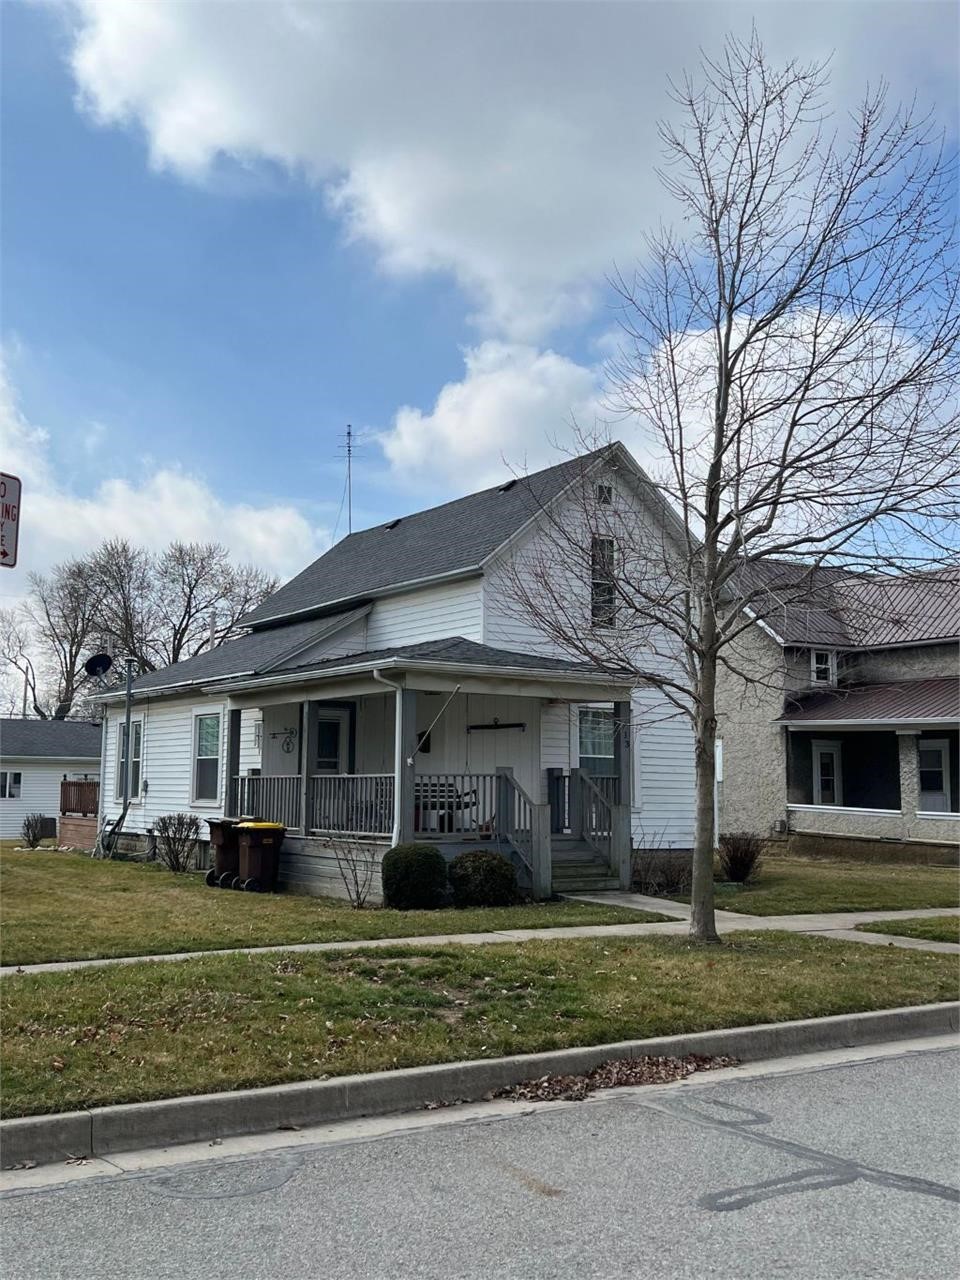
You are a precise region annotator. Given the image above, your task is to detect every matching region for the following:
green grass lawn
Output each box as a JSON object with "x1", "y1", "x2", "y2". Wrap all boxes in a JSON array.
[
  {"x1": 0, "y1": 849, "x2": 663, "y2": 966},
  {"x1": 705, "y1": 858, "x2": 960, "y2": 916},
  {"x1": 856, "y1": 916, "x2": 960, "y2": 944},
  {"x1": 2, "y1": 931, "x2": 956, "y2": 1118}
]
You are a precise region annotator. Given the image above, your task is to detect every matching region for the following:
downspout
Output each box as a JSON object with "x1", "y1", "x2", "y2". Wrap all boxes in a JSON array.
[{"x1": 372, "y1": 668, "x2": 404, "y2": 847}]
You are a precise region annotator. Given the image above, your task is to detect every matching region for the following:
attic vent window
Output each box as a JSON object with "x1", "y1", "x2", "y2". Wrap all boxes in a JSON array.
[
  {"x1": 596, "y1": 483, "x2": 613, "y2": 506},
  {"x1": 384, "y1": 518, "x2": 401, "y2": 530},
  {"x1": 498, "y1": 479, "x2": 518, "y2": 493}
]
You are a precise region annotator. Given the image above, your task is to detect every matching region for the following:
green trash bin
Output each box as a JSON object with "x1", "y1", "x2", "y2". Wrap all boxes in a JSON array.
[
  {"x1": 236, "y1": 822, "x2": 286, "y2": 893},
  {"x1": 205, "y1": 818, "x2": 242, "y2": 889}
]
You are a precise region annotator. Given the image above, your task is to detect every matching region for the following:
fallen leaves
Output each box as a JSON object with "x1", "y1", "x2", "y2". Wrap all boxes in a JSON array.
[{"x1": 491, "y1": 1054, "x2": 737, "y2": 1102}]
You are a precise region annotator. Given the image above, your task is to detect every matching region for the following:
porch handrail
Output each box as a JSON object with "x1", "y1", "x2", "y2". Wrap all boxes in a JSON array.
[
  {"x1": 496, "y1": 768, "x2": 551, "y2": 899},
  {"x1": 573, "y1": 768, "x2": 613, "y2": 863},
  {"x1": 232, "y1": 774, "x2": 303, "y2": 832},
  {"x1": 60, "y1": 778, "x2": 99, "y2": 817},
  {"x1": 308, "y1": 773, "x2": 394, "y2": 837}
]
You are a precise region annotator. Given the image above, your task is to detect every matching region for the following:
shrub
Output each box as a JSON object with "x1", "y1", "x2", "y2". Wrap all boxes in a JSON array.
[
  {"x1": 448, "y1": 850, "x2": 518, "y2": 908},
  {"x1": 154, "y1": 813, "x2": 201, "y2": 873},
  {"x1": 330, "y1": 834, "x2": 376, "y2": 909},
  {"x1": 20, "y1": 814, "x2": 46, "y2": 849},
  {"x1": 632, "y1": 846, "x2": 692, "y2": 897},
  {"x1": 381, "y1": 842, "x2": 449, "y2": 910},
  {"x1": 718, "y1": 831, "x2": 764, "y2": 884}
]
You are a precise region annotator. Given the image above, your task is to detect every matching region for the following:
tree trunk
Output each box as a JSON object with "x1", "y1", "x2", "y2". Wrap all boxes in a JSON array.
[{"x1": 689, "y1": 649, "x2": 719, "y2": 942}]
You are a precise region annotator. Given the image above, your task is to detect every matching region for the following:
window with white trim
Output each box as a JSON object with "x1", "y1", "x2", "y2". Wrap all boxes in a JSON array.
[
  {"x1": 591, "y1": 536, "x2": 616, "y2": 628},
  {"x1": 595, "y1": 482, "x2": 613, "y2": 506},
  {"x1": 193, "y1": 712, "x2": 222, "y2": 802},
  {"x1": 810, "y1": 649, "x2": 837, "y2": 685},
  {"x1": 579, "y1": 707, "x2": 615, "y2": 775},
  {"x1": 116, "y1": 720, "x2": 143, "y2": 800},
  {"x1": 0, "y1": 771, "x2": 22, "y2": 799}
]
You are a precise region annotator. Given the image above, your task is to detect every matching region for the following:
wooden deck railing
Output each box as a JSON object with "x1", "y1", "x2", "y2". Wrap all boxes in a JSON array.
[{"x1": 60, "y1": 778, "x2": 99, "y2": 816}]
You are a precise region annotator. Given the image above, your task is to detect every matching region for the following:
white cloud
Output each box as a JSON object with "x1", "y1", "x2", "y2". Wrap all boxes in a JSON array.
[
  {"x1": 0, "y1": 356, "x2": 327, "y2": 596},
  {"x1": 65, "y1": 1, "x2": 958, "y2": 341},
  {"x1": 380, "y1": 341, "x2": 607, "y2": 491}
]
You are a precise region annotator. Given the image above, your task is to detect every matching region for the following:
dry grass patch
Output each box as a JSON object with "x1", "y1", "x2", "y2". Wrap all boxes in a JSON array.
[
  {"x1": 855, "y1": 916, "x2": 960, "y2": 944},
  {"x1": 2, "y1": 932, "x2": 956, "y2": 1118},
  {"x1": 709, "y1": 857, "x2": 960, "y2": 916},
  {"x1": 0, "y1": 850, "x2": 663, "y2": 966}
]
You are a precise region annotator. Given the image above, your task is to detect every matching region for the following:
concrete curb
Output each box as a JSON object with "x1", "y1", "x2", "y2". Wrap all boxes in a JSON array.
[{"x1": 3, "y1": 1001, "x2": 957, "y2": 1170}]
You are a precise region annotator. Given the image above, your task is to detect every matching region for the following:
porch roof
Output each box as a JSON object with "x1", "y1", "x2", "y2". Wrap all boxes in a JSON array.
[
  {"x1": 779, "y1": 676, "x2": 960, "y2": 727},
  {"x1": 202, "y1": 636, "x2": 635, "y2": 696}
]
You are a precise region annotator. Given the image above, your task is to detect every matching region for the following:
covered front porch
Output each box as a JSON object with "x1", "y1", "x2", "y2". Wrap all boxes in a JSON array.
[
  {"x1": 211, "y1": 647, "x2": 634, "y2": 899},
  {"x1": 781, "y1": 678, "x2": 960, "y2": 851}
]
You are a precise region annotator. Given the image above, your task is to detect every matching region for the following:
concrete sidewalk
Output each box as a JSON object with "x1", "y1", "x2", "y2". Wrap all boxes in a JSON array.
[{"x1": 3, "y1": 902, "x2": 957, "y2": 977}]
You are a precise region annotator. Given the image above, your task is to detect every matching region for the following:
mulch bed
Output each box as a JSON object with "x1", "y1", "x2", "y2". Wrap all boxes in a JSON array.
[{"x1": 491, "y1": 1053, "x2": 737, "y2": 1102}]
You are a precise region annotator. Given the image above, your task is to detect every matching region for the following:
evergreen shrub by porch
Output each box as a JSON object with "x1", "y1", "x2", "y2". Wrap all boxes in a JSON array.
[
  {"x1": 718, "y1": 831, "x2": 764, "y2": 884},
  {"x1": 448, "y1": 850, "x2": 518, "y2": 908},
  {"x1": 381, "y1": 843, "x2": 449, "y2": 910}
]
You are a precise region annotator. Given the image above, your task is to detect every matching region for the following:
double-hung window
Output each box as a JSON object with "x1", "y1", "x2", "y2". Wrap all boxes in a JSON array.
[
  {"x1": 591, "y1": 535, "x2": 617, "y2": 628},
  {"x1": 0, "y1": 771, "x2": 22, "y2": 799},
  {"x1": 116, "y1": 720, "x2": 143, "y2": 800},
  {"x1": 579, "y1": 707, "x2": 615, "y2": 775},
  {"x1": 193, "y1": 712, "x2": 222, "y2": 802},
  {"x1": 810, "y1": 649, "x2": 837, "y2": 686}
]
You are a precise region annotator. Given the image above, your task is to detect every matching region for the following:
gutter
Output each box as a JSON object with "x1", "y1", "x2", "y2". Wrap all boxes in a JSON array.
[
  {"x1": 200, "y1": 657, "x2": 635, "y2": 697},
  {"x1": 780, "y1": 718, "x2": 958, "y2": 729}
]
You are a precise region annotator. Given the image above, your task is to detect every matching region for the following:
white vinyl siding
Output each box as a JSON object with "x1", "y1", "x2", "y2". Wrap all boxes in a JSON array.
[
  {"x1": 366, "y1": 580, "x2": 483, "y2": 648},
  {"x1": 237, "y1": 708, "x2": 263, "y2": 774},
  {"x1": 0, "y1": 758, "x2": 99, "y2": 839},
  {"x1": 101, "y1": 699, "x2": 229, "y2": 832}
]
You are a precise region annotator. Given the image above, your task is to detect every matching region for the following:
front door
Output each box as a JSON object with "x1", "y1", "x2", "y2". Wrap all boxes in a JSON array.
[
  {"x1": 812, "y1": 740, "x2": 843, "y2": 806},
  {"x1": 918, "y1": 739, "x2": 950, "y2": 812},
  {"x1": 315, "y1": 709, "x2": 349, "y2": 774}
]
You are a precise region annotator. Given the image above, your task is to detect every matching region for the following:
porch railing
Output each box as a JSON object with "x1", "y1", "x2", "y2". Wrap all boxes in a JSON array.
[
  {"x1": 60, "y1": 778, "x2": 99, "y2": 816},
  {"x1": 233, "y1": 774, "x2": 303, "y2": 832},
  {"x1": 308, "y1": 773, "x2": 394, "y2": 836},
  {"x1": 571, "y1": 768, "x2": 613, "y2": 862},
  {"x1": 413, "y1": 773, "x2": 497, "y2": 837},
  {"x1": 548, "y1": 771, "x2": 618, "y2": 833}
]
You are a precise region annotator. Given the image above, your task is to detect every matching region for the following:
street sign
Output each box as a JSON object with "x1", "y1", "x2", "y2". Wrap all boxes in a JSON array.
[{"x1": 0, "y1": 473, "x2": 21, "y2": 568}]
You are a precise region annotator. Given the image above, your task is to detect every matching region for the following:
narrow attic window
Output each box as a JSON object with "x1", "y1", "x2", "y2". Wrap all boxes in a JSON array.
[
  {"x1": 596, "y1": 482, "x2": 613, "y2": 506},
  {"x1": 383, "y1": 518, "x2": 401, "y2": 530},
  {"x1": 498, "y1": 478, "x2": 518, "y2": 492},
  {"x1": 810, "y1": 649, "x2": 837, "y2": 686}
]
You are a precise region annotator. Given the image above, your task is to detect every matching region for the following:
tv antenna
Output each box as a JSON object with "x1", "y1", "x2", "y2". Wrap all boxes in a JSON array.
[{"x1": 337, "y1": 424, "x2": 367, "y2": 536}]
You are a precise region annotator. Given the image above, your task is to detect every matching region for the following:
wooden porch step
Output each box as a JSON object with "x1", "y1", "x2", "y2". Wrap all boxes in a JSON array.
[{"x1": 552, "y1": 876, "x2": 621, "y2": 893}]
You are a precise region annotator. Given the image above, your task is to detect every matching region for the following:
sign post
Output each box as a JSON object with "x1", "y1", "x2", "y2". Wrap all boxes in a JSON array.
[{"x1": 0, "y1": 473, "x2": 21, "y2": 568}]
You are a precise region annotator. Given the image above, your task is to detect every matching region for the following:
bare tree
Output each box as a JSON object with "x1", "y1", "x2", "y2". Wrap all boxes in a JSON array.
[
  {"x1": 0, "y1": 556, "x2": 105, "y2": 719},
  {"x1": 1, "y1": 539, "x2": 278, "y2": 715},
  {"x1": 508, "y1": 33, "x2": 960, "y2": 942},
  {"x1": 90, "y1": 539, "x2": 276, "y2": 672}
]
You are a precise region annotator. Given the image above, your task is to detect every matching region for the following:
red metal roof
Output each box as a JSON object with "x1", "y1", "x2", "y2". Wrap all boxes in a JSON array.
[{"x1": 779, "y1": 677, "x2": 960, "y2": 725}]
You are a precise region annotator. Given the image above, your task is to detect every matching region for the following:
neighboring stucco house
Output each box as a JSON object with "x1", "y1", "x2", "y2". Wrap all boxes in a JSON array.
[
  {"x1": 96, "y1": 446, "x2": 696, "y2": 899},
  {"x1": 0, "y1": 718, "x2": 102, "y2": 842},
  {"x1": 717, "y1": 567, "x2": 960, "y2": 859}
]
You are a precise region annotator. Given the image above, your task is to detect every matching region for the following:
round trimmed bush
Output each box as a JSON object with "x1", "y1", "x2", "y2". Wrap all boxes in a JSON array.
[
  {"x1": 448, "y1": 850, "x2": 518, "y2": 908},
  {"x1": 381, "y1": 842, "x2": 449, "y2": 910}
]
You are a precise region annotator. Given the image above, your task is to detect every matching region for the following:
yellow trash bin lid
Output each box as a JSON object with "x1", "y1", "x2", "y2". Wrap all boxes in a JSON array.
[{"x1": 236, "y1": 821, "x2": 286, "y2": 830}]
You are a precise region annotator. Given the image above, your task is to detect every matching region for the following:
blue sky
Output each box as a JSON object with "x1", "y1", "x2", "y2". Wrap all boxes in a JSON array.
[{"x1": 2, "y1": 0, "x2": 957, "y2": 592}]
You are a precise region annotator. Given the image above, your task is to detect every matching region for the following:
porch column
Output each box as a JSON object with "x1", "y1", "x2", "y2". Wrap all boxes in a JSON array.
[
  {"x1": 613, "y1": 699, "x2": 633, "y2": 890},
  {"x1": 225, "y1": 708, "x2": 241, "y2": 816},
  {"x1": 896, "y1": 731, "x2": 920, "y2": 837},
  {"x1": 394, "y1": 687, "x2": 418, "y2": 846},
  {"x1": 299, "y1": 701, "x2": 318, "y2": 835}
]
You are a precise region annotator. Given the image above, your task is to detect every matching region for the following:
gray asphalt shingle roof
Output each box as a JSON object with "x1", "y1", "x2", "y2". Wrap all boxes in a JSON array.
[
  {"x1": 124, "y1": 633, "x2": 629, "y2": 697},
  {"x1": 240, "y1": 448, "x2": 612, "y2": 628},
  {"x1": 1, "y1": 719, "x2": 102, "y2": 759}
]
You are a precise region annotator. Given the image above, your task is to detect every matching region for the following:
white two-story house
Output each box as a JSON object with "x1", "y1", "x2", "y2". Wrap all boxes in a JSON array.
[{"x1": 97, "y1": 445, "x2": 696, "y2": 899}]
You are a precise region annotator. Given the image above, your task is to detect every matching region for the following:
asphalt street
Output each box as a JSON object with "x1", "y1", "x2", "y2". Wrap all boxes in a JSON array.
[{"x1": 2, "y1": 1043, "x2": 958, "y2": 1280}]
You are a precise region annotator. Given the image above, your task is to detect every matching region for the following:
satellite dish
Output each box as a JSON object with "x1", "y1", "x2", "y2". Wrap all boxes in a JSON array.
[{"x1": 84, "y1": 653, "x2": 113, "y2": 679}]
